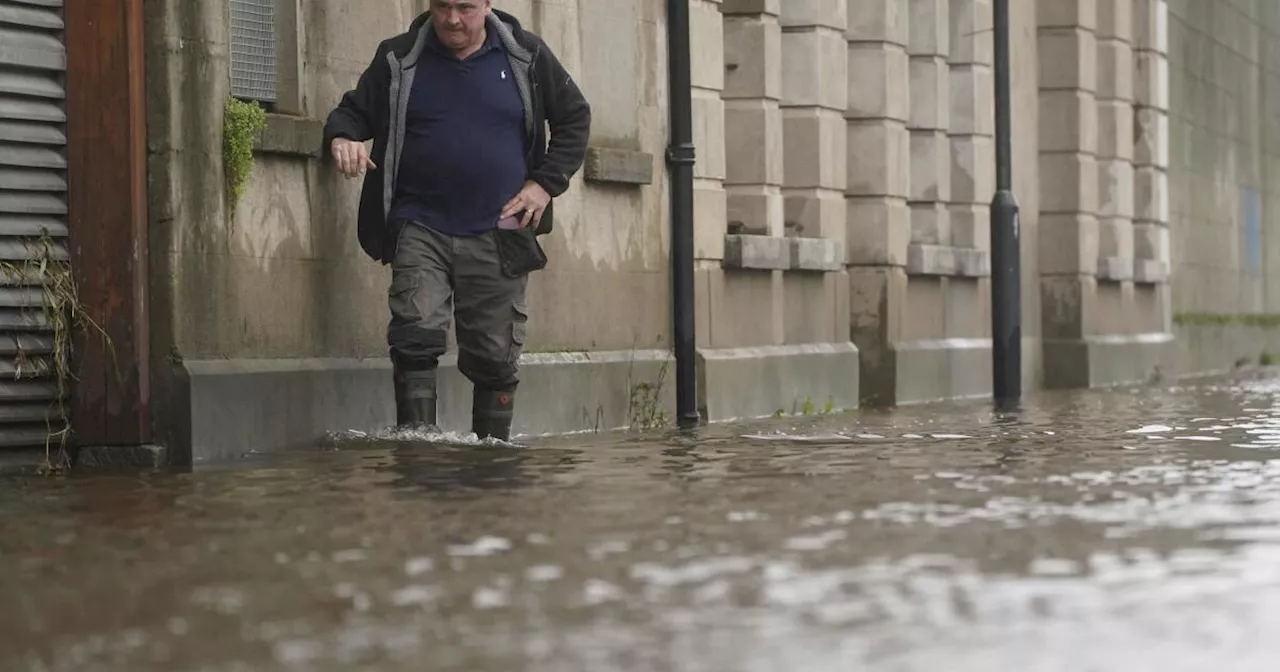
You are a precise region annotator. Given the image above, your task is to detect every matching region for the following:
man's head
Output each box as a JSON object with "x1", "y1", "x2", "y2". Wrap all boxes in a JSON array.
[{"x1": 430, "y1": 0, "x2": 492, "y2": 54}]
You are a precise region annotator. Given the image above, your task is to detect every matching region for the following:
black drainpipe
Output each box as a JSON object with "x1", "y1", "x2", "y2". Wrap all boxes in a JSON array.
[{"x1": 666, "y1": 0, "x2": 701, "y2": 429}]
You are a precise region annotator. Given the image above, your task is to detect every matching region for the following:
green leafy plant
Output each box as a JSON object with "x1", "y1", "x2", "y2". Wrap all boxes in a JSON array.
[
  {"x1": 223, "y1": 96, "x2": 268, "y2": 205},
  {"x1": 1, "y1": 232, "x2": 115, "y2": 473}
]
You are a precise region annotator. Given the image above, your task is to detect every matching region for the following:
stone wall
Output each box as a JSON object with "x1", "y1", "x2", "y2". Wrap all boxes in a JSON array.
[
  {"x1": 1166, "y1": 0, "x2": 1280, "y2": 375},
  {"x1": 144, "y1": 0, "x2": 859, "y2": 462},
  {"x1": 141, "y1": 0, "x2": 1280, "y2": 463},
  {"x1": 1037, "y1": 0, "x2": 1174, "y2": 390}
]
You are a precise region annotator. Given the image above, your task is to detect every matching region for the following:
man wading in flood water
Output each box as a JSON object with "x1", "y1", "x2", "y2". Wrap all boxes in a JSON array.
[{"x1": 323, "y1": 0, "x2": 591, "y2": 441}]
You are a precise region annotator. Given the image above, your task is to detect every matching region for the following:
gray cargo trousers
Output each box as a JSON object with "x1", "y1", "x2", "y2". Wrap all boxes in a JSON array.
[{"x1": 387, "y1": 222, "x2": 529, "y2": 392}]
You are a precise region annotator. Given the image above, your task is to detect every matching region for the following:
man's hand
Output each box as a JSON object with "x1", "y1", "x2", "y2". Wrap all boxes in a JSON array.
[
  {"x1": 331, "y1": 138, "x2": 377, "y2": 179},
  {"x1": 501, "y1": 180, "x2": 552, "y2": 229}
]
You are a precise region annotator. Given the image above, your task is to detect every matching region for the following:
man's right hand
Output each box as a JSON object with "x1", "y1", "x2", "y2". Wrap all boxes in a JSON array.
[{"x1": 331, "y1": 138, "x2": 377, "y2": 179}]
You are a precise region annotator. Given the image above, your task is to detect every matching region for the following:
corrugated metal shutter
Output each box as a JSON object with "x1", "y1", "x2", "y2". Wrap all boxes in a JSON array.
[
  {"x1": 0, "y1": 0, "x2": 68, "y2": 449},
  {"x1": 230, "y1": 0, "x2": 277, "y2": 103}
]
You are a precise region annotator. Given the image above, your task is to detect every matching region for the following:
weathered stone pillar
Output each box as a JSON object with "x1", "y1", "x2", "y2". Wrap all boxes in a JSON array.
[
  {"x1": 949, "y1": 0, "x2": 993, "y2": 251},
  {"x1": 847, "y1": 0, "x2": 910, "y2": 405},
  {"x1": 908, "y1": 0, "x2": 951, "y2": 245},
  {"x1": 1132, "y1": 0, "x2": 1170, "y2": 287},
  {"x1": 1038, "y1": 0, "x2": 1100, "y2": 387},
  {"x1": 722, "y1": 0, "x2": 784, "y2": 236},
  {"x1": 1038, "y1": 0, "x2": 1173, "y2": 388},
  {"x1": 1096, "y1": 0, "x2": 1136, "y2": 281},
  {"x1": 780, "y1": 0, "x2": 846, "y2": 244},
  {"x1": 691, "y1": 0, "x2": 728, "y2": 265}
]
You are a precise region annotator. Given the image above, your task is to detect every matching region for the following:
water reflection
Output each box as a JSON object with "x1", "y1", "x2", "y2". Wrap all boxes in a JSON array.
[{"x1": 5, "y1": 378, "x2": 1280, "y2": 669}]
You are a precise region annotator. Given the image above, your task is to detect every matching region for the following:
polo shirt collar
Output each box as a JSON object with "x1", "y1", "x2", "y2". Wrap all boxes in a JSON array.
[{"x1": 425, "y1": 20, "x2": 504, "y2": 59}]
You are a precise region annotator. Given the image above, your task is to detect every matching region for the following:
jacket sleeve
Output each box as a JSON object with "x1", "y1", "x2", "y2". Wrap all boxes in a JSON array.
[
  {"x1": 322, "y1": 42, "x2": 389, "y2": 149},
  {"x1": 530, "y1": 47, "x2": 592, "y2": 198}
]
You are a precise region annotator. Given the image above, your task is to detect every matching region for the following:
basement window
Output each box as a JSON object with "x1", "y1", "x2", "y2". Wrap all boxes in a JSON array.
[{"x1": 230, "y1": 0, "x2": 279, "y2": 104}]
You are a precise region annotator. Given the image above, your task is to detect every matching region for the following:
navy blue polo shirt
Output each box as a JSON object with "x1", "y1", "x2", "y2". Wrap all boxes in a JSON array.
[{"x1": 391, "y1": 27, "x2": 528, "y2": 237}]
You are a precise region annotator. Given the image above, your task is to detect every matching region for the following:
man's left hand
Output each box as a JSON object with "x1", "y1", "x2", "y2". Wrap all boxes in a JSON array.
[{"x1": 501, "y1": 181, "x2": 552, "y2": 229}]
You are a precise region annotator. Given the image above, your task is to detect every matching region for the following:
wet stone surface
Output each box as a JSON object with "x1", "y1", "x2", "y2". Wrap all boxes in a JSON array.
[{"x1": 5, "y1": 377, "x2": 1280, "y2": 670}]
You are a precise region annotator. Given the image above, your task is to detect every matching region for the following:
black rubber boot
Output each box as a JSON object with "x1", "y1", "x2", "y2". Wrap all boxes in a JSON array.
[
  {"x1": 394, "y1": 369, "x2": 438, "y2": 429},
  {"x1": 472, "y1": 388, "x2": 515, "y2": 441}
]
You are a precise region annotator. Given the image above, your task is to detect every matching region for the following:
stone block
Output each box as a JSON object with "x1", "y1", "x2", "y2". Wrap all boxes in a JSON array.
[
  {"x1": 950, "y1": 0, "x2": 993, "y2": 65},
  {"x1": 584, "y1": 147, "x2": 655, "y2": 185},
  {"x1": 698, "y1": 343, "x2": 861, "y2": 422},
  {"x1": 847, "y1": 120, "x2": 910, "y2": 197},
  {"x1": 1097, "y1": 159, "x2": 1134, "y2": 218},
  {"x1": 255, "y1": 114, "x2": 322, "y2": 158},
  {"x1": 910, "y1": 202, "x2": 951, "y2": 245},
  {"x1": 784, "y1": 188, "x2": 846, "y2": 240},
  {"x1": 846, "y1": 196, "x2": 910, "y2": 265},
  {"x1": 909, "y1": 0, "x2": 950, "y2": 57},
  {"x1": 724, "y1": 14, "x2": 783, "y2": 100},
  {"x1": 849, "y1": 266, "x2": 906, "y2": 344},
  {"x1": 847, "y1": 0, "x2": 908, "y2": 45},
  {"x1": 727, "y1": 185, "x2": 785, "y2": 236},
  {"x1": 692, "y1": 92, "x2": 726, "y2": 180},
  {"x1": 1039, "y1": 275, "x2": 1097, "y2": 340},
  {"x1": 955, "y1": 247, "x2": 991, "y2": 277},
  {"x1": 783, "y1": 108, "x2": 846, "y2": 190},
  {"x1": 950, "y1": 63, "x2": 994, "y2": 136},
  {"x1": 907, "y1": 243, "x2": 957, "y2": 275},
  {"x1": 701, "y1": 266, "x2": 783, "y2": 348},
  {"x1": 1096, "y1": 99, "x2": 1134, "y2": 160},
  {"x1": 694, "y1": 184, "x2": 729, "y2": 261},
  {"x1": 691, "y1": 0, "x2": 727, "y2": 92},
  {"x1": 846, "y1": 42, "x2": 910, "y2": 120},
  {"x1": 909, "y1": 56, "x2": 950, "y2": 130},
  {"x1": 724, "y1": 100, "x2": 784, "y2": 185},
  {"x1": 721, "y1": 0, "x2": 781, "y2": 15},
  {"x1": 1095, "y1": 38, "x2": 1134, "y2": 101},
  {"x1": 910, "y1": 130, "x2": 951, "y2": 202},
  {"x1": 1132, "y1": 0, "x2": 1168, "y2": 54},
  {"x1": 790, "y1": 236, "x2": 846, "y2": 271},
  {"x1": 1098, "y1": 215, "x2": 1134, "y2": 259},
  {"x1": 1038, "y1": 213, "x2": 1100, "y2": 274},
  {"x1": 1038, "y1": 28, "x2": 1098, "y2": 92},
  {"x1": 950, "y1": 204, "x2": 990, "y2": 249},
  {"x1": 1134, "y1": 51, "x2": 1169, "y2": 110},
  {"x1": 1097, "y1": 0, "x2": 1134, "y2": 40},
  {"x1": 905, "y1": 244, "x2": 991, "y2": 277},
  {"x1": 1039, "y1": 152, "x2": 1098, "y2": 214},
  {"x1": 1132, "y1": 221, "x2": 1169, "y2": 261},
  {"x1": 950, "y1": 135, "x2": 994, "y2": 203},
  {"x1": 780, "y1": 0, "x2": 846, "y2": 29},
  {"x1": 782, "y1": 28, "x2": 848, "y2": 110},
  {"x1": 1097, "y1": 255, "x2": 1134, "y2": 281},
  {"x1": 782, "y1": 272, "x2": 845, "y2": 344},
  {"x1": 1133, "y1": 258, "x2": 1169, "y2": 284},
  {"x1": 724, "y1": 233, "x2": 791, "y2": 270},
  {"x1": 1133, "y1": 165, "x2": 1169, "y2": 223},
  {"x1": 1037, "y1": 0, "x2": 1097, "y2": 30},
  {"x1": 1038, "y1": 90, "x2": 1098, "y2": 153}
]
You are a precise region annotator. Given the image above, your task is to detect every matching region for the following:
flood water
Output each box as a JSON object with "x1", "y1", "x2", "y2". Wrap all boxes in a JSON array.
[{"x1": 6, "y1": 375, "x2": 1280, "y2": 670}]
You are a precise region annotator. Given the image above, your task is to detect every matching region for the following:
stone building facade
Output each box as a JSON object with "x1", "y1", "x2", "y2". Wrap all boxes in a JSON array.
[{"x1": 23, "y1": 0, "x2": 1280, "y2": 465}]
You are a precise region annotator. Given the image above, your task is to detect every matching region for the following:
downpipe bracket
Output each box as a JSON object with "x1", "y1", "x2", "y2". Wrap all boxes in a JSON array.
[{"x1": 666, "y1": 143, "x2": 697, "y2": 167}]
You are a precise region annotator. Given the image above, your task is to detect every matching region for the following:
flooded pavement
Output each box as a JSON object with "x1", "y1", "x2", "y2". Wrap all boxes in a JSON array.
[{"x1": 6, "y1": 376, "x2": 1280, "y2": 671}]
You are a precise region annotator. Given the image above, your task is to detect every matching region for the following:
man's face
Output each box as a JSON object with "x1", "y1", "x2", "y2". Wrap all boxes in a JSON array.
[{"x1": 430, "y1": 0, "x2": 491, "y2": 52}]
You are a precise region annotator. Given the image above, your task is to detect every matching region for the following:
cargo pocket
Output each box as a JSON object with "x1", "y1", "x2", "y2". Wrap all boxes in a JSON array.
[
  {"x1": 507, "y1": 300, "x2": 528, "y2": 362},
  {"x1": 494, "y1": 227, "x2": 548, "y2": 278},
  {"x1": 388, "y1": 270, "x2": 421, "y2": 324}
]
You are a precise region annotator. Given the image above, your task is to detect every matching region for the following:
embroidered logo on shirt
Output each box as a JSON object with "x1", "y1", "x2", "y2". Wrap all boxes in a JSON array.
[{"x1": 501, "y1": 70, "x2": 507, "y2": 80}]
